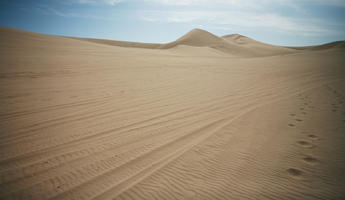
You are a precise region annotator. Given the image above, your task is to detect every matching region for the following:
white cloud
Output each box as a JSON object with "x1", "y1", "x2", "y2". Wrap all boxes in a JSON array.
[
  {"x1": 77, "y1": 0, "x2": 124, "y2": 5},
  {"x1": 146, "y1": 0, "x2": 264, "y2": 8},
  {"x1": 311, "y1": 0, "x2": 345, "y2": 7},
  {"x1": 35, "y1": 4, "x2": 116, "y2": 20},
  {"x1": 146, "y1": 0, "x2": 345, "y2": 9},
  {"x1": 139, "y1": 10, "x2": 338, "y2": 36},
  {"x1": 139, "y1": 0, "x2": 345, "y2": 36}
]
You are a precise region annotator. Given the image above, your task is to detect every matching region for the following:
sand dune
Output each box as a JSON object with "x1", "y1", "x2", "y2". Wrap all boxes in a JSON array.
[
  {"x1": 68, "y1": 28, "x2": 345, "y2": 57},
  {"x1": 1, "y1": 26, "x2": 345, "y2": 200},
  {"x1": 70, "y1": 28, "x2": 297, "y2": 57},
  {"x1": 288, "y1": 41, "x2": 345, "y2": 51}
]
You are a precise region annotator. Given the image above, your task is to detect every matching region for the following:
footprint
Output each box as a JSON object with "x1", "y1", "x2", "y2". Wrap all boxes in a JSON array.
[
  {"x1": 303, "y1": 155, "x2": 319, "y2": 164},
  {"x1": 297, "y1": 140, "x2": 314, "y2": 148},
  {"x1": 290, "y1": 114, "x2": 296, "y2": 116},
  {"x1": 288, "y1": 123, "x2": 295, "y2": 127},
  {"x1": 295, "y1": 119, "x2": 303, "y2": 122},
  {"x1": 287, "y1": 168, "x2": 303, "y2": 177},
  {"x1": 301, "y1": 112, "x2": 307, "y2": 115},
  {"x1": 308, "y1": 134, "x2": 318, "y2": 140},
  {"x1": 300, "y1": 108, "x2": 305, "y2": 110}
]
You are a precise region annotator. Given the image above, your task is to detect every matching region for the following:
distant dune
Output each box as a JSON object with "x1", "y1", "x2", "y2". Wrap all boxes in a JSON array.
[
  {"x1": 68, "y1": 28, "x2": 344, "y2": 57},
  {"x1": 1, "y1": 26, "x2": 345, "y2": 200},
  {"x1": 287, "y1": 41, "x2": 345, "y2": 51}
]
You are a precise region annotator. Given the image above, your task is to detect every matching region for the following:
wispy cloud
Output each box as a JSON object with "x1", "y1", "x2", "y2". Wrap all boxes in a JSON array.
[
  {"x1": 61, "y1": 0, "x2": 345, "y2": 7},
  {"x1": 35, "y1": 4, "x2": 116, "y2": 20},
  {"x1": 139, "y1": 10, "x2": 341, "y2": 36},
  {"x1": 145, "y1": 0, "x2": 264, "y2": 8},
  {"x1": 311, "y1": 0, "x2": 345, "y2": 7},
  {"x1": 146, "y1": 0, "x2": 345, "y2": 7},
  {"x1": 67, "y1": 0, "x2": 124, "y2": 6},
  {"x1": 138, "y1": 0, "x2": 345, "y2": 37}
]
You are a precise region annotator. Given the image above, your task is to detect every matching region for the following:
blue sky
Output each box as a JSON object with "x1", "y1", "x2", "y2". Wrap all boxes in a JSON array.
[{"x1": 1, "y1": 0, "x2": 345, "y2": 46}]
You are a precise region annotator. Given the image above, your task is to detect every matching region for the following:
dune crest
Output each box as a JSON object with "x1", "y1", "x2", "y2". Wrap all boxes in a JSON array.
[{"x1": 163, "y1": 28, "x2": 224, "y2": 48}]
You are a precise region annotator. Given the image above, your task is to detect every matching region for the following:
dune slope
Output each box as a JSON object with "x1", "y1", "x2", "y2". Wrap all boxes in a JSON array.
[{"x1": 1, "y1": 26, "x2": 345, "y2": 200}]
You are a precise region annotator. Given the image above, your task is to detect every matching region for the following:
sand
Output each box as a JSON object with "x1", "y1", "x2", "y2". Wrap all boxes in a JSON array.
[{"x1": 1, "y1": 26, "x2": 345, "y2": 200}]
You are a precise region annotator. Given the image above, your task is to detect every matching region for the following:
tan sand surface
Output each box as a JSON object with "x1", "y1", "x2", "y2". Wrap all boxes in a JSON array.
[{"x1": 1, "y1": 26, "x2": 345, "y2": 199}]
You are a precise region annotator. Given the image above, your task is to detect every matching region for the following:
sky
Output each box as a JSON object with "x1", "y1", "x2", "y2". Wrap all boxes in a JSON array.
[{"x1": 1, "y1": 0, "x2": 345, "y2": 46}]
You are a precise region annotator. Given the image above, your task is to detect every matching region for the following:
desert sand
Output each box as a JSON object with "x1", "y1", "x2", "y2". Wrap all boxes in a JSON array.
[{"x1": 0, "y1": 26, "x2": 345, "y2": 200}]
